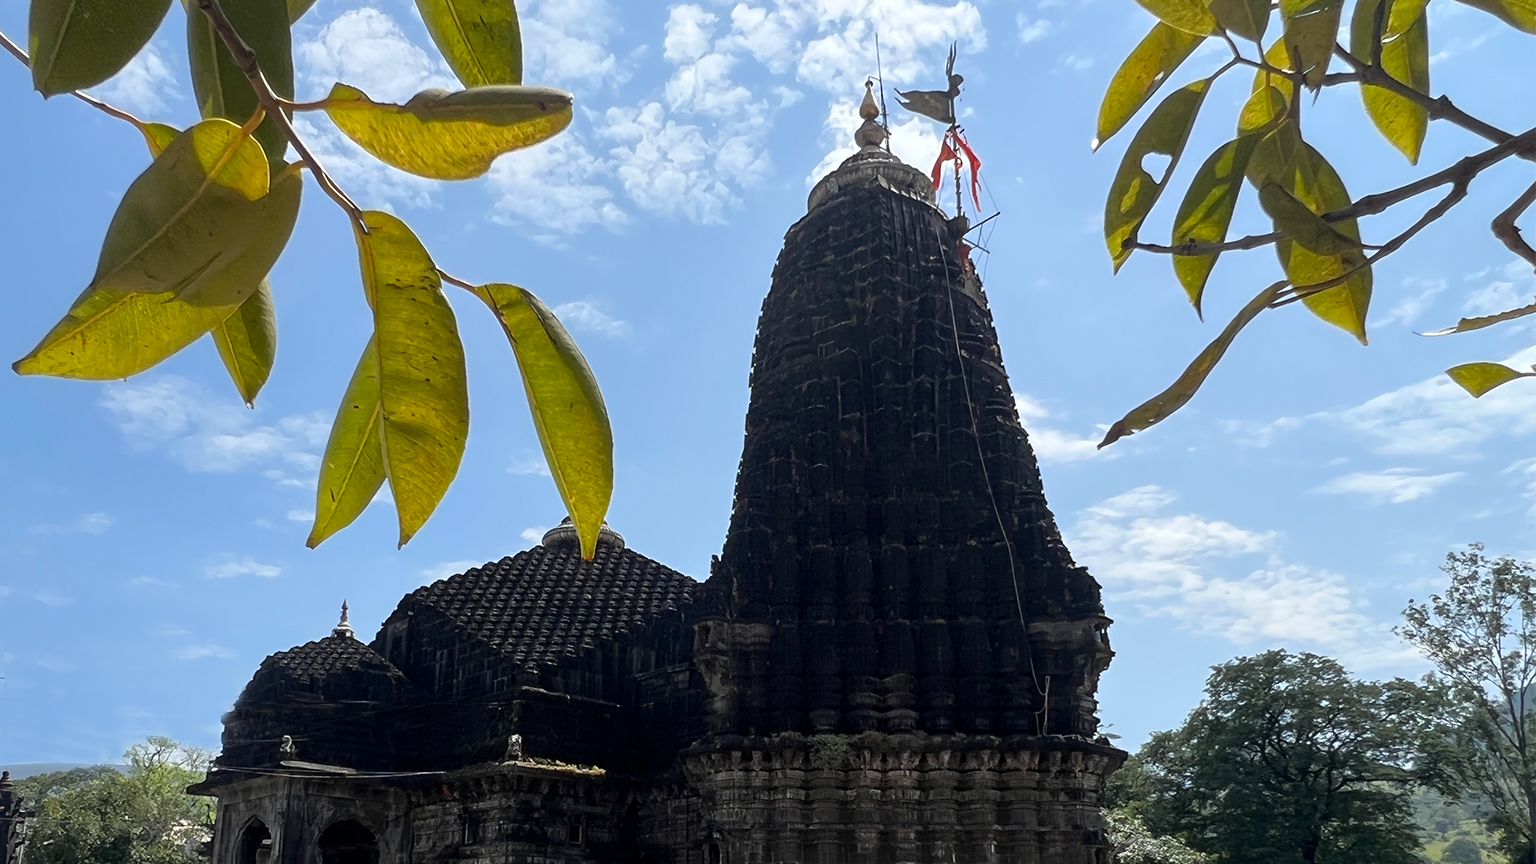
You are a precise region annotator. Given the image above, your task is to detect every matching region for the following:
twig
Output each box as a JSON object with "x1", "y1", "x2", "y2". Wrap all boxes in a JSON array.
[
  {"x1": 1273, "y1": 178, "x2": 1469, "y2": 306},
  {"x1": 0, "y1": 28, "x2": 149, "y2": 130},
  {"x1": 191, "y1": 0, "x2": 364, "y2": 224},
  {"x1": 1132, "y1": 128, "x2": 1536, "y2": 256},
  {"x1": 1333, "y1": 44, "x2": 1533, "y2": 161},
  {"x1": 1493, "y1": 181, "x2": 1536, "y2": 269}
]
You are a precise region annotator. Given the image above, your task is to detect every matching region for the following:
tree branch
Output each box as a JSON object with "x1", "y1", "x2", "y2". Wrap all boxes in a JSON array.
[
  {"x1": 1333, "y1": 44, "x2": 1534, "y2": 162},
  {"x1": 191, "y1": 0, "x2": 364, "y2": 225},
  {"x1": 1493, "y1": 180, "x2": 1536, "y2": 270},
  {"x1": 0, "y1": 28, "x2": 151, "y2": 130}
]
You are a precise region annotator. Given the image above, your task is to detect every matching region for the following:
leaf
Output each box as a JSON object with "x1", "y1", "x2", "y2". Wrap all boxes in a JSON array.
[
  {"x1": 91, "y1": 118, "x2": 269, "y2": 299},
  {"x1": 1100, "y1": 281, "x2": 1286, "y2": 447},
  {"x1": 1272, "y1": 144, "x2": 1373, "y2": 343},
  {"x1": 325, "y1": 83, "x2": 572, "y2": 180},
  {"x1": 308, "y1": 336, "x2": 386, "y2": 548},
  {"x1": 416, "y1": 0, "x2": 523, "y2": 87},
  {"x1": 1278, "y1": 0, "x2": 1345, "y2": 88},
  {"x1": 1210, "y1": 0, "x2": 1271, "y2": 41},
  {"x1": 1172, "y1": 135, "x2": 1258, "y2": 315},
  {"x1": 1422, "y1": 299, "x2": 1536, "y2": 335},
  {"x1": 29, "y1": 0, "x2": 173, "y2": 95},
  {"x1": 13, "y1": 291, "x2": 238, "y2": 379},
  {"x1": 1242, "y1": 43, "x2": 1296, "y2": 131},
  {"x1": 187, "y1": 0, "x2": 294, "y2": 169},
  {"x1": 1131, "y1": 0, "x2": 1219, "y2": 35},
  {"x1": 1350, "y1": 0, "x2": 1430, "y2": 162},
  {"x1": 1104, "y1": 79, "x2": 1211, "y2": 270},
  {"x1": 475, "y1": 283, "x2": 613, "y2": 561},
  {"x1": 1451, "y1": 0, "x2": 1536, "y2": 30},
  {"x1": 354, "y1": 211, "x2": 469, "y2": 547},
  {"x1": 211, "y1": 280, "x2": 277, "y2": 406},
  {"x1": 179, "y1": 168, "x2": 302, "y2": 308},
  {"x1": 140, "y1": 122, "x2": 181, "y2": 157},
  {"x1": 1094, "y1": 23, "x2": 1206, "y2": 149},
  {"x1": 1445, "y1": 362, "x2": 1536, "y2": 397},
  {"x1": 1258, "y1": 181, "x2": 1363, "y2": 254},
  {"x1": 288, "y1": 0, "x2": 317, "y2": 22}
]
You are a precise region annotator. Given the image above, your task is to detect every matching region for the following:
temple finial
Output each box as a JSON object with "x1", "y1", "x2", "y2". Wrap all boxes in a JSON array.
[
  {"x1": 332, "y1": 600, "x2": 354, "y2": 639},
  {"x1": 855, "y1": 79, "x2": 887, "y2": 148}
]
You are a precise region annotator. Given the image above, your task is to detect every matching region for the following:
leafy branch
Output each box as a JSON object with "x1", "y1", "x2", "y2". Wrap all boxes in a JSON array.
[
  {"x1": 5, "y1": 0, "x2": 614, "y2": 557},
  {"x1": 1095, "y1": 0, "x2": 1536, "y2": 447}
]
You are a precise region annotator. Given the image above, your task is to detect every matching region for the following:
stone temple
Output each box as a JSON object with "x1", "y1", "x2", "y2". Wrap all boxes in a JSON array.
[{"x1": 190, "y1": 94, "x2": 1125, "y2": 864}]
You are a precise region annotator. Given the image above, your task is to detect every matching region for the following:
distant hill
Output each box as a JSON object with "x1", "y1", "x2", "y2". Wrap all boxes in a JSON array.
[{"x1": 1, "y1": 763, "x2": 124, "y2": 779}]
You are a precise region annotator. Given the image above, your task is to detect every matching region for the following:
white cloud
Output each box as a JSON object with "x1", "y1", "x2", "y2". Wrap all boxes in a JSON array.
[
  {"x1": 88, "y1": 43, "x2": 178, "y2": 115},
  {"x1": 1016, "y1": 13, "x2": 1051, "y2": 43},
  {"x1": 488, "y1": 134, "x2": 627, "y2": 236},
  {"x1": 521, "y1": 0, "x2": 621, "y2": 88},
  {"x1": 601, "y1": 102, "x2": 766, "y2": 223},
  {"x1": 1014, "y1": 394, "x2": 1108, "y2": 464},
  {"x1": 298, "y1": 8, "x2": 456, "y2": 102},
  {"x1": 101, "y1": 376, "x2": 329, "y2": 485},
  {"x1": 1462, "y1": 260, "x2": 1535, "y2": 316},
  {"x1": 1312, "y1": 468, "x2": 1463, "y2": 503},
  {"x1": 287, "y1": 509, "x2": 315, "y2": 522},
  {"x1": 553, "y1": 300, "x2": 632, "y2": 337},
  {"x1": 508, "y1": 454, "x2": 553, "y2": 476},
  {"x1": 521, "y1": 526, "x2": 551, "y2": 543},
  {"x1": 420, "y1": 560, "x2": 481, "y2": 582},
  {"x1": 1372, "y1": 277, "x2": 1445, "y2": 328},
  {"x1": 1056, "y1": 52, "x2": 1093, "y2": 71},
  {"x1": 178, "y1": 643, "x2": 234, "y2": 661},
  {"x1": 1068, "y1": 486, "x2": 1404, "y2": 665},
  {"x1": 28, "y1": 513, "x2": 115, "y2": 536},
  {"x1": 206, "y1": 557, "x2": 283, "y2": 579},
  {"x1": 665, "y1": 5, "x2": 719, "y2": 63}
]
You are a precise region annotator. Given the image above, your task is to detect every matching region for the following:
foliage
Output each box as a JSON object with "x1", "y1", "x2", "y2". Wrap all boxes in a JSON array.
[
  {"x1": 1106, "y1": 807, "x2": 1212, "y2": 864},
  {"x1": 1401, "y1": 545, "x2": 1536, "y2": 863},
  {"x1": 1, "y1": 0, "x2": 613, "y2": 557},
  {"x1": 1413, "y1": 786, "x2": 1503, "y2": 863},
  {"x1": 15, "y1": 737, "x2": 214, "y2": 864},
  {"x1": 1133, "y1": 650, "x2": 1437, "y2": 864},
  {"x1": 1444, "y1": 837, "x2": 1488, "y2": 864},
  {"x1": 1092, "y1": 0, "x2": 1536, "y2": 447}
]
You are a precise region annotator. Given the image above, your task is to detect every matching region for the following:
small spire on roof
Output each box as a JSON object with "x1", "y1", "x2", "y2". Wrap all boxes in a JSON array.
[
  {"x1": 332, "y1": 600, "x2": 355, "y2": 639},
  {"x1": 854, "y1": 79, "x2": 887, "y2": 149}
]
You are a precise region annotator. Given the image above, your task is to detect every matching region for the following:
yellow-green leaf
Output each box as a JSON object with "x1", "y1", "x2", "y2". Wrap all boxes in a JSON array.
[
  {"x1": 92, "y1": 118, "x2": 269, "y2": 298},
  {"x1": 1446, "y1": 362, "x2": 1536, "y2": 397},
  {"x1": 325, "y1": 84, "x2": 572, "y2": 180},
  {"x1": 354, "y1": 211, "x2": 469, "y2": 547},
  {"x1": 29, "y1": 0, "x2": 173, "y2": 95},
  {"x1": 1104, "y1": 79, "x2": 1211, "y2": 269},
  {"x1": 475, "y1": 283, "x2": 613, "y2": 561},
  {"x1": 1132, "y1": 0, "x2": 1219, "y2": 35},
  {"x1": 1101, "y1": 281, "x2": 1286, "y2": 447},
  {"x1": 188, "y1": 0, "x2": 294, "y2": 169},
  {"x1": 13, "y1": 291, "x2": 238, "y2": 379},
  {"x1": 1172, "y1": 135, "x2": 1258, "y2": 315},
  {"x1": 1452, "y1": 0, "x2": 1535, "y2": 31},
  {"x1": 1279, "y1": 0, "x2": 1344, "y2": 88},
  {"x1": 416, "y1": 0, "x2": 523, "y2": 87},
  {"x1": 141, "y1": 122, "x2": 181, "y2": 157},
  {"x1": 1211, "y1": 0, "x2": 1271, "y2": 41},
  {"x1": 1423, "y1": 300, "x2": 1536, "y2": 335},
  {"x1": 211, "y1": 280, "x2": 277, "y2": 406},
  {"x1": 1273, "y1": 144, "x2": 1372, "y2": 343},
  {"x1": 288, "y1": 0, "x2": 317, "y2": 22},
  {"x1": 308, "y1": 336, "x2": 386, "y2": 548},
  {"x1": 1351, "y1": 0, "x2": 1430, "y2": 162},
  {"x1": 179, "y1": 168, "x2": 302, "y2": 308},
  {"x1": 1094, "y1": 23, "x2": 1206, "y2": 149},
  {"x1": 1258, "y1": 181, "x2": 1363, "y2": 254}
]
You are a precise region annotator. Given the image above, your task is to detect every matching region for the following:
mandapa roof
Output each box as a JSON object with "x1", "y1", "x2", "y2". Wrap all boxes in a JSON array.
[{"x1": 399, "y1": 543, "x2": 697, "y2": 668}]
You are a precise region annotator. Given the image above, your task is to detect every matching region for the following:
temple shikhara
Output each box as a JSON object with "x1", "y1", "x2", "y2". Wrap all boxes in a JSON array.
[{"x1": 190, "y1": 83, "x2": 1125, "y2": 864}]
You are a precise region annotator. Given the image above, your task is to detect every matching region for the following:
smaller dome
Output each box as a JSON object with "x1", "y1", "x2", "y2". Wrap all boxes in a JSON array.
[{"x1": 541, "y1": 517, "x2": 625, "y2": 553}]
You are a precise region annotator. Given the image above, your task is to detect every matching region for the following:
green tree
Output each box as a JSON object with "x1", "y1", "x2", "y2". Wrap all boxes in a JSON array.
[
  {"x1": 1091, "y1": 0, "x2": 1534, "y2": 446},
  {"x1": 1, "y1": 0, "x2": 613, "y2": 557},
  {"x1": 1443, "y1": 837, "x2": 1485, "y2": 864},
  {"x1": 1134, "y1": 650, "x2": 1436, "y2": 864},
  {"x1": 1401, "y1": 545, "x2": 1536, "y2": 863},
  {"x1": 17, "y1": 737, "x2": 214, "y2": 864}
]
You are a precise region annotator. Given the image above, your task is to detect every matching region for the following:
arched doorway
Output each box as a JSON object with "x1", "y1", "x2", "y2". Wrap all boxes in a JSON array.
[
  {"x1": 318, "y1": 820, "x2": 379, "y2": 864},
  {"x1": 236, "y1": 820, "x2": 272, "y2": 864}
]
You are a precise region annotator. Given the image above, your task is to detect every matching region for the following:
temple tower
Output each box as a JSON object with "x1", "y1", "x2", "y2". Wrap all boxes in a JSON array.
[{"x1": 685, "y1": 93, "x2": 1124, "y2": 864}]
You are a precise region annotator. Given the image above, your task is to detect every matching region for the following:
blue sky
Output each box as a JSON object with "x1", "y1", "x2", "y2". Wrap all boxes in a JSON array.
[{"x1": 0, "y1": 0, "x2": 1531, "y2": 764}]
